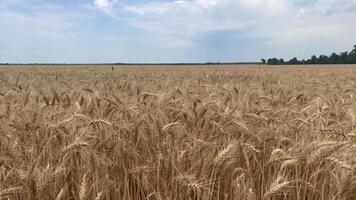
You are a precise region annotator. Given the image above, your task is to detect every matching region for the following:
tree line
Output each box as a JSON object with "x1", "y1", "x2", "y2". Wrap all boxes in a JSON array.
[{"x1": 262, "y1": 45, "x2": 356, "y2": 65}]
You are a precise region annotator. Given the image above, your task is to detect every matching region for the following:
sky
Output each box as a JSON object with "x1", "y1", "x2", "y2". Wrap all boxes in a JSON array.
[{"x1": 0, "y1": 0, "x2": 356, "y2": 63}]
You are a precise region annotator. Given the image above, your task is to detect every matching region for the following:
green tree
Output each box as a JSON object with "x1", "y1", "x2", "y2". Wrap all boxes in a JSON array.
[
  {"x1": 265, "y1": 45, "x2": 356, "y2": 65},
  {"x1": 278, "y1": 58, "x2": 285, "y2": 65},
  {"x1": 267, "y1": 58, "x2": 279, "y2": 65},
  {"x1": 348, "y1": 45, "x2": 356, "y2": 64},
  {"x1": 340, "y1": 52, "x2": 348, "y2": 64},
  {"x1": 330, "y1": 53, "x2": 339, "y2": 64},
  {"x1": 311, "y1": 55, "x2": 317, "y2": 64},
  {"x1": 319, "y1": 55, "x2": 329, "y2": 64},
  {"x1": 289, "y1": 57, "x2": 299, "y2": 65}
]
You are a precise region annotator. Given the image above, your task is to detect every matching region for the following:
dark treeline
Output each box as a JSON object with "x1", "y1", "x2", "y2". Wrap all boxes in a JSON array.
[{"x1": 263, "y1": 45, "x2": 356, "y2": 65}]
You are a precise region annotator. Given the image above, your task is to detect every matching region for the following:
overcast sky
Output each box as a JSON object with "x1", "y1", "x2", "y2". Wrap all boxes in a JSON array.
[{"x1": 1, "y1": 0, "x2": 356, "y2": 63}]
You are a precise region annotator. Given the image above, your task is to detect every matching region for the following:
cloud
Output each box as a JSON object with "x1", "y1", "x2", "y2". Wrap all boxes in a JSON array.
[
  {"x1": 304, "y1": 0, "x2": 356, "y2": 15},
  {"x1": 242, "y1": 0, "x2": 293, "y2": 16},
  {"x1": 95, "y1": 0, "x2": 109, "y2": 8},
  {"x1": 90, "y1": 0, "x2": 118, "y2": 15},
  {"x1": 195, "y1": 0, "x2": 219, "y2": 9},
  {"x1": 1, "y1": 0, "x2": 356, "y2": 63},
  {"x1": 0, "y1": 1, "x2": 95, "y2": 63},
  {"x1": 124, "y1": 1, "x2": 203, "y2": 15},
  {"x1": 94, "y1": 0, "x2": 118, "y2": 9},
  {"x1": 124, "y1": 2, "x2": 180, "y2": 15},
  {"x1": 123, "y1": 1, "x2": 255, "y2": 34},
  {"x1": 121, "y1": 0, "x2": 356, "y2": 60},
  {"x1": 0, "y1": 4, "x2": 86, "y2": 36},
  {"x1": 123, "y1": 0, "x2": 230, "y2": 16}
]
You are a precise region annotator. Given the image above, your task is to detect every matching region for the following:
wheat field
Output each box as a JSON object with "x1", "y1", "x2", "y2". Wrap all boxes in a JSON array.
[{"x1": 1, "y1": 65, "x2": 356, "y2": 200}]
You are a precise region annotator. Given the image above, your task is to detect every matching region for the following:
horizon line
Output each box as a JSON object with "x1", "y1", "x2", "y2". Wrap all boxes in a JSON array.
[{"x1": 0, "y1": 62, "x2": 261, "y2": 66}]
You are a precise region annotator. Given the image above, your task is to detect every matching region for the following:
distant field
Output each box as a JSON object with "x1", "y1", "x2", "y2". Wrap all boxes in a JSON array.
[{"x1": 1, "y1": 64, "x2": 356, "y2": 200}]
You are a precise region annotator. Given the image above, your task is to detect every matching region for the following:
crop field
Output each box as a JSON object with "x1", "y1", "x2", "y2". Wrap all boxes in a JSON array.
[{"x1": 2, "y1": 64, "x2": 356, "y2": 200}]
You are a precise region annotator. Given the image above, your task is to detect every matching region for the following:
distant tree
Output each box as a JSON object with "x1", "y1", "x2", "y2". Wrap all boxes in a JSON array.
[
  {"x1": 348, "y1": 45, "x2": 356, "y2": 64},
  {"x1": 288, "y1": 57, "x2": 299, "y2": 65},
  {"x1": 265, "y1": 45, "x2": 356, "y2": 65},
  {"x1": 352, "y1": 45, "x2": 356, "y2": 53},
  {"x1": 319, "y1": 55, "x2": 329, "y2": 64},
  {"x1": 278, "y1": 58, "x2": 285, "y2": 65},
  {"x1": 340, "y1": 52, "x2": 348, "y2": 64},
  {"x1": 311, "y1": 55, "x2": 318, "y2": 64},
  {"x1": 267, "y1": 58, "x2": 279, "y2": 65},
  {"x1": 352, "y1": 45, "x2": 356, "y2": 54},
  {"x1": 330, "y1": 53, "x2": 339, "y2": 64},
  {"x1": 261, "y1": 59, "x2": 266, "y2": 64}
]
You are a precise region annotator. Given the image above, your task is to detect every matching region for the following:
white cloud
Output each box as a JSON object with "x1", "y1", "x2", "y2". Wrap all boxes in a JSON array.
[
  {"x1": 91, "y1": 0, "x2": 118, "y2": 15},
  {"x1": 124, "y1": 1, "x2": 202, "y2": 15},
  {"x1": 123, "y1": 0, "x2": 277, "y2": 37},
  {"x1": 121, "y1": 0, "x2": 356, "y2": 59},
  {"x1": 196, "y1": 0, "x2": 218, "y2": 9},
  {"x1": 0, "y1": 4, "x2": 85, "y2": 34},
  {"x1": 304, "y1": 0, "x2": 356, "y2": 15},
  {"x1": 1, "y1": 0, "x2": 356, "y2": 62},
  {"x1": 124, "y1": 2, "x2": 179, "y2": 15},
  {"x1": 239, "y1": 0, "x2": 293, "y2": 16},
  {"x1": 95, "y1": 0, "x2": 109, "y2": 8}
]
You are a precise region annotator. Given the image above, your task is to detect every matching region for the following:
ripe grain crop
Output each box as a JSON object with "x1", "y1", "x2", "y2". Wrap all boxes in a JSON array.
[{"x1": 1, "y1": 65, "x2": 356, "y2": 200}]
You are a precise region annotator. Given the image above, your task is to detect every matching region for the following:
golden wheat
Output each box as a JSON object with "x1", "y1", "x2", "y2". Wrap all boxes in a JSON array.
[{"x1": 1, "y1": 65, "x2": 356, "y2": 200}]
